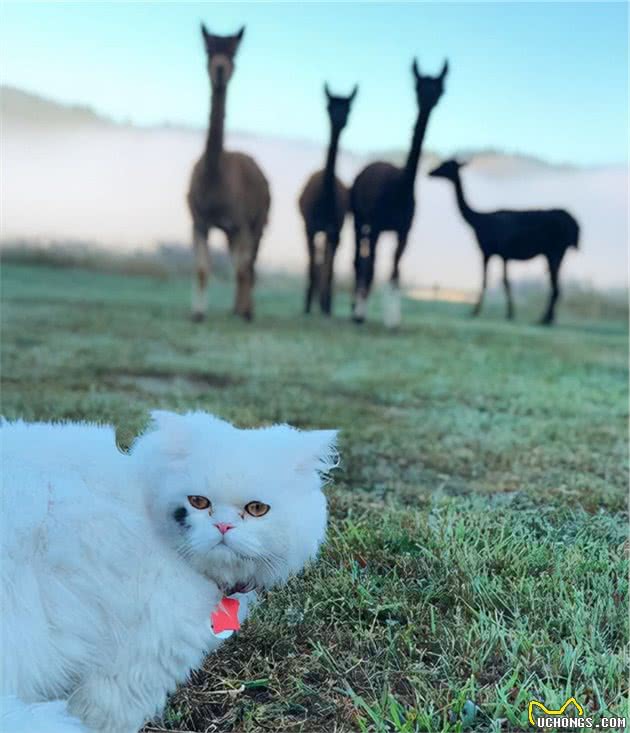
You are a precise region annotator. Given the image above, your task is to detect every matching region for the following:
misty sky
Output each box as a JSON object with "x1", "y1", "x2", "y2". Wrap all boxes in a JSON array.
[{"x1": 1, "y1": 2, "x2": 627, "y2": 166}]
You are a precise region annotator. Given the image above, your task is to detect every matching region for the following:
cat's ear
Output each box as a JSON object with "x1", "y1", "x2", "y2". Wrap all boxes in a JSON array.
[
  {"x1": 150, "y1": 409, "x2": 179, "y2": 430},
  {"x1": 148, "y1": 410, "x2": 190, "y2": 460},
  {"x1": 294, "y1": 429, "x2": 339, "y2": 477}
]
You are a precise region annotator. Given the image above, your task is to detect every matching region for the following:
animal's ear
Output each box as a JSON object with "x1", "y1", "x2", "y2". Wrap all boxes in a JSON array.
[
  {"x1": 440, "y1": 59, "x2": 449, "y2": 80},
  {"x1": 412, "y1": 58, "x2": 420, "y2": 79},
  {"x1": 324, "y1": 82, "x2": 332, "y2": 101},
  {"x1": 148, "y1": 410, "x2": 190, "y2": 459},
  {"x1": 230, "y1": 25, "x2": 245, "y2": 53},
  {"x1": 349, "y1": 84, "x2": 359, "y2": 102},
  {"x1": 293, "y1": 429, "x2": 339, "y2": 478},
  {"x1": 201, "y1": 23, "x2": 211, "y2": 44},
  {"x1": 150, "y1": 409, "x2": 180, "y2": 430}
]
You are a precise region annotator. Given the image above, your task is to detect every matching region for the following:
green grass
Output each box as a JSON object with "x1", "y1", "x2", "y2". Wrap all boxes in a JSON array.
[{"x1": 1, "y1": 262, "x2": 628, "y2": 732}]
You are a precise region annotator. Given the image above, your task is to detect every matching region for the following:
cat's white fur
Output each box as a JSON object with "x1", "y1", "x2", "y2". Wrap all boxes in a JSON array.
[{"x1": 1, "y1": 412, "x2": 337, "y2": 733}]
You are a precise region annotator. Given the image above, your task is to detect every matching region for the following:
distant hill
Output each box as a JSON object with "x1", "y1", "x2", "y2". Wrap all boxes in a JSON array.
[
  {"x1": 1, "y1": 85, "x2": 627, "y2": 290},
  {"x1": 0, "y1": 85, "x2": 115, "y2": 130},
  {"x1": 0, "y1": 85, "x2": 576, "y2": 172}
]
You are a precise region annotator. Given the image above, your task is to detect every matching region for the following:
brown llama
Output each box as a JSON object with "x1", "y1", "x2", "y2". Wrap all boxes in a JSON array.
[
  {"x1": 187, "y1": 25, "x2": 270, "y2": 321},
  {"x1": 298, "y1": 84, "x2": 358, "y2": 315}
]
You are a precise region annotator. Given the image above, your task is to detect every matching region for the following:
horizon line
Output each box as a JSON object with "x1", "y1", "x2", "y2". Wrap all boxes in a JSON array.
[{"x1": 2, "y1": 82, "x2": 628, "y2": 171}]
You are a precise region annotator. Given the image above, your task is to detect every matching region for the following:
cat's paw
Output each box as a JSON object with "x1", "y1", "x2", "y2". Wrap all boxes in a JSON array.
[
  {"x1": 231, "y1": 589, "x2": 258, "y2": 623},
  {"x1": 68, "y1": 676, "x2": 154, "y2": 733}
]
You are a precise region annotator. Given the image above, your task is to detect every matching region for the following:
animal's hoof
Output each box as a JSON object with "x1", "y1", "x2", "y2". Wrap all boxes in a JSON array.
[
  {"x1": 231, "y1": 308, "x2": 253, "y2": 321},
  {"x1": 382, "y1": 283, "x2": 401, "y2": 328},
  {"x1": 470, "y1": 309, "x2": 480, "y2": 318},
  {"x1": 191, "y1": 311, "x2": 205, "y2": 323},
  {"x1": 319, "y1": 298, "x2": 332, "y2": 316},
  {"x1": 538, "y1": 318, "x2": 553, "y2": 327},
  {"x1": 352, "y1": 295, "x2": 368, "y2": 323}
]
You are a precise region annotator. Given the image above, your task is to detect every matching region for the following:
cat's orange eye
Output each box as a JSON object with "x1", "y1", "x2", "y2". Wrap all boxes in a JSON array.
[
  {"x1": 244, "y1": 501, "x2": 270, "y2": 518},
  {"x1": 188, "y1": 495, "x2": 211, "y2": 511}
]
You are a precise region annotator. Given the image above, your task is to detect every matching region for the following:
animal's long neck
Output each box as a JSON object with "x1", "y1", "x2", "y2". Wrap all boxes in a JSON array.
[
  {"x1": 452, "y1": 173, "x2": 477, "y2": 224},
  {"x1": 204, "y1": 85, "x2": 227, "y2": 173},
  {"x1": 403, "y1": 106, "x2": 432, "y2": 188},
  {"x1": 323, "y1": 125, "x2": 342, "y2": 188}
]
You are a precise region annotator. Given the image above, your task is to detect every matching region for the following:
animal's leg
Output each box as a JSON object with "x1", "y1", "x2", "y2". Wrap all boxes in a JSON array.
[
  {"x1": 230, "y1": 231, "x2": 256, "y2": 321},
  {"x1": 383, "y1": 229, "x2": 409, "y2": 328},
  {"x1": 352, "y1": 225, "x2": 377, "y2": 323},
  {"x1": 66, "y1": 620, "x2": 216, "y2": 733},
  {"x1": 304, "y1": 232, "x2": 317, "y2": 315},
  {"x1": 191, "y1": 224, "x2": 210, "y2": 322},
  {"x1": 64, "y1": 577, "x2": 224, "y2": 733},
  {"x1": 540, "y1": 253, "x2": 563, "y2": 325},
  {"x1": 319, "y1": 230, "x2": 339, "y2": 316},
  {"x1": 68, "y1": 668, "x2": 169, "y2": 733},
  {"x1": 502, "y1": 258, "x2": 514, "y2": 320},
  {"x1": 471, "y1": 254, "x2": 489, "y2": 317},
  {"x1": 390, "y1": 229, "x2": 409, "y2": 286}
]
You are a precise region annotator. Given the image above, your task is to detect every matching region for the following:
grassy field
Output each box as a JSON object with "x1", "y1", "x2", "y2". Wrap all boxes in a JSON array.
[{"x1": 1, "y1": 262, "x2": 628, "y2": 732}]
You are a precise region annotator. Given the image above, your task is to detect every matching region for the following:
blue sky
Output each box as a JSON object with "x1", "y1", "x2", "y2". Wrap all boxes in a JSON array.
[{"x1": 1, "y1": 2, "x2": 627, "y2": 165}]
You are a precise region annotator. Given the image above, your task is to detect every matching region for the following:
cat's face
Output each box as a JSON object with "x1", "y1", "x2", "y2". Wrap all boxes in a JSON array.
[{"x1": 131, "y1": 411, "x2": 337, "y2": 593}]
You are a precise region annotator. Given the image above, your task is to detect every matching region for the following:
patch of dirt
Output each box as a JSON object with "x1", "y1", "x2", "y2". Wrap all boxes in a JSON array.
[{"x1": 108, "y1": 369, "x2": 243, "y2": 395}]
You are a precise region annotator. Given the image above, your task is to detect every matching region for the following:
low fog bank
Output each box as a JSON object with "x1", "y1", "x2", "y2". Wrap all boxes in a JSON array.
[{"x1": 1, "y1": 100, "x2": 627, "y2": 291}]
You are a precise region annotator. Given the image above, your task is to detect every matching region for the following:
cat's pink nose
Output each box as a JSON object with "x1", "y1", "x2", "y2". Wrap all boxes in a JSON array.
[{"x1": 215, "y1": 522, "x2": 234, "y2": 535}]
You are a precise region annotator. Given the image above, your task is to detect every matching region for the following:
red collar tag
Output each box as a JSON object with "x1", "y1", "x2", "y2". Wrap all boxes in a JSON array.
[{"x1": 211, "y1": 597, "x2": 241, "y2": 635}]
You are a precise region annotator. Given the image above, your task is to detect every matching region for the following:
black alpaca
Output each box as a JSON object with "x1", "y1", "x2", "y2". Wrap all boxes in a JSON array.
[
  {"x1": 299, "y1": 84, "x2": 358, "y2": 315},
  {"x1": 429, "y1": 160, "x2": 579, "y2": 324},
  {"x1": 350, "y1": 58, "x2": 448, "y2": 325}
]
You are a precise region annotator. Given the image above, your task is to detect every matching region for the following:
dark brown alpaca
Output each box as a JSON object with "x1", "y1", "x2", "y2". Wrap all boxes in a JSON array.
[
  {"x1": 350, "y1": 58, "x2": 448, "y2": 326},
  {"x1": 298, "y1": 84, "x2": 358, "y2": 315},
  {"x1": 187, "y1": 25, "x2": 270, "y2": 321}
]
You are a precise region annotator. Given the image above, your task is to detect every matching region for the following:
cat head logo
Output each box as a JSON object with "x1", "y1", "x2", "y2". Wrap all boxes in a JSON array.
[{"x1": 528, "y1": 697, "x2": 584, "y2": 726}]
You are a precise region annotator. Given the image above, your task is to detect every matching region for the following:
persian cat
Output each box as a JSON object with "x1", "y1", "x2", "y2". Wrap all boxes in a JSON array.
[{"x1": 1, "y1": 411, "x2": 337, "y2": 733}]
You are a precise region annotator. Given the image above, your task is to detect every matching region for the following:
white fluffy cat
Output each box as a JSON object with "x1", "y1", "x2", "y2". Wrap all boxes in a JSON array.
[{"x1": 1, "y1": 411, "x2": 337, "y2": 733}]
